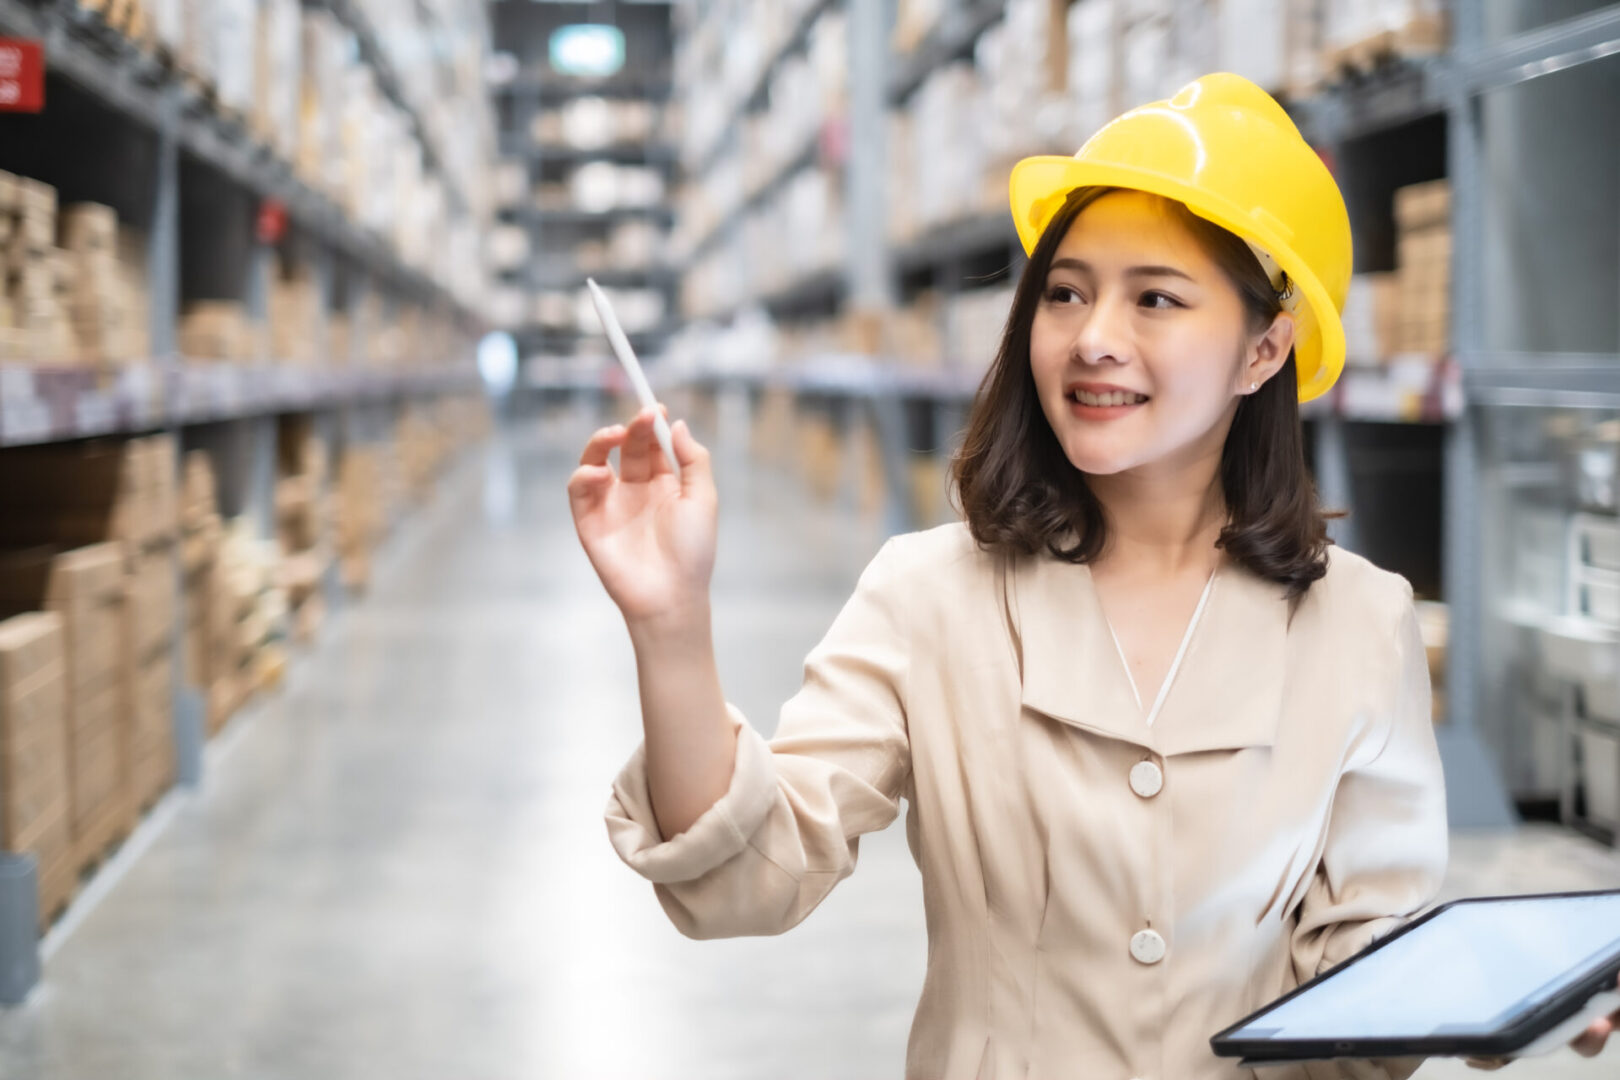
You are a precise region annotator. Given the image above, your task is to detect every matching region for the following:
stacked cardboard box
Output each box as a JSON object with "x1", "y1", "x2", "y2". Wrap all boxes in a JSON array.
[
  {"x1": 0, "y1": 546, "x2": 128, "y2": 877},
  {"x1": 216, "y1": 520, "x2": 288, "y2": 700},
  {"x1": 269, "y1": 268, "x2": 321, "y2": 366},
  {"x1": 275, "y1": 419, "x2": 330, "y2": 644},
  {"x1": 398, "y1": 410, "x2": 446, "y2": 507},
  {"x1": 0, "y1": 612, "x2": 75, "y2": 928},
  {"x1": 335, "y1": 448, "x2": 384, "y2": 593},
  {"x1": 179, "y1": 300, "x2": 257, "y2": 361},
  {"x1": 117, "y1": 228, "x2": 152, "y2": 360},
  {"x1": 0, "y1": 435, "x2": 177, "y2": 554},
  {"x1": 1393, "y1": 179, "x2": 1451, "y2": 356},
  {"x1": 797, "y1": 408, "x2": 844, "y2": 505},
  {"x1": 122, "y1": 547, "x2": 175, "y2": 812},
  {"x1": 59, "y1": 204, "x2": 129, "y2": 368},
  {"x1": 0, "y1": 175, "x2": 66, "y2": 362},
  {"x1": 891, "y1": 0, "x2": 945, "y2": 54},
  {"x1": 178, "y1": 453, "x2": 230, "y2": 734},
  {"x1": 147, "y1": 0, "x2": 182, "y2": 62},
  {"x1": 214, "y1": 0, "x2": 256, "y2": 120},
  {"x1": 1320, "y1": 0, "x2": 1445, "y2": 80},
  {"x1": 0, "y1": 433, "x2": 181, "y2": 871},
  {"x1": 74, "y1": 0, "x2": 150, "y2": 42},
  {"x1": 1342, "y1": 271, "x2": 1402, "y2": 367},
  {"x1": 252, "y1": 0, "x2": 301, "y2": 159},
  {"x1": 179, "y1": 0, "x2": 219, "y2": 93},
  {"x1": 978, "y1": 0, "x2": 1070, "y2": 165},
  {"x1": 119, "y1": 435, "x2": 179, "y2": 813}
]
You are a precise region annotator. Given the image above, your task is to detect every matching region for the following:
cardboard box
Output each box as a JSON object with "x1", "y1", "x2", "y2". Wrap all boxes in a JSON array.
[
  {"x1": 59, "y1": 203, "x2": 117, "y2": 253},
  {"x1": 1394, "y1": 179, "x2": 1451, "y2": 232},
  {"x1": 0, "y1": 544, "x2": 124, "y2": 695},
  {"x1": 182, "y1": 450, "x2": 218, "y2": 527},
  {"x1": 67, "y1": 676, "x2": 125, "y2": 840},
  {"x1": 0, "y1": 437, "x2": 175, "y2": 552},
  {"x1": 179, "y1": 300, "x2": 254, "y2": 361},
  {"x1": 0, "y1": 612, "x2": 72, "y2": 862},
  {"x1": 124, "y1": 548, "x2": 175, "y2": 668}
]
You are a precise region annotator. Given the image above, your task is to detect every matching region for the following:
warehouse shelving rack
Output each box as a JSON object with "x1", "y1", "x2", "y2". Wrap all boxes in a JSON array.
[
  {"x1": 684, "y1": 127, "x2": 824, "y2": 269},
  {"x1": 324, "y1": 0, "x2": 471, "y2": 218},
  {"x1": 684, "y1": 0, "x2": 840, "y2": 181},
  {"x1": 0, "y1": 0, "x2": 495, "y2": 1000},
  {"x1": 492, "y1": 2, "x2": 680, "y2": 365},
  {"x1": 614, "y1": 0, "x2": 1620, "y2": 831},
  {"x1": 1433, "y1": 3, "x2": 1620, "y2": 831}
]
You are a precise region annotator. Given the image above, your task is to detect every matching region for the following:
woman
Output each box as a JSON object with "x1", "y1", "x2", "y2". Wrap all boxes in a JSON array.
[{"x1": 568, "y1": 74, "x2": 1616, "y2": 1078}]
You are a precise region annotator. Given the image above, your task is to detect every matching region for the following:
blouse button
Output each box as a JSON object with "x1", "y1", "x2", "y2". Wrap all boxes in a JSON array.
[
  {"x1": 1130, "y1": 928, "x2": 1166, "y2": 965},
  {"x1": 1129, "y1": 759, "x2": 1164, "y2": 799}
]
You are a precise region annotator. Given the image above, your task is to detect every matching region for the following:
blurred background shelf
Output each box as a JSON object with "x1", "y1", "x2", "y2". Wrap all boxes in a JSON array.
[
  {"x1": 887, "y1": 0, "x2": 1009, "y2": 104},
  {"x1": 686, "y1": 0, "x2": 840, "y2": 179},
  {"x1": 510, "y1": 143, "x2": 680, "y2": 168}
]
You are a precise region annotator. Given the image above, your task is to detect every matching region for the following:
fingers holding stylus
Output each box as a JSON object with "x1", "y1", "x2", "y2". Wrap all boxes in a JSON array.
[
  {"x1": 668, "y1": 415, "x2": 710, "y2": 499},
  {"x1": 566, "y1": 423, "x2": 626, "y2": 515},
  {"x1": 618, "y1": 403, "x2": 672, "y2": 484}
]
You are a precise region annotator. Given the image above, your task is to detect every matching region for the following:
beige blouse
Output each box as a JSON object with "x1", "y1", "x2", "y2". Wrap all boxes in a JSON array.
[{"x1": 605, "y1": 522, "x2": 1449, "y2": 1079}]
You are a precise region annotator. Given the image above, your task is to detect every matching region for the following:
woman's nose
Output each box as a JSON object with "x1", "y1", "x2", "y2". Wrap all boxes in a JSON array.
[{"x1": 1072, "y1": 293, "x2": 1131, "y2": 366}]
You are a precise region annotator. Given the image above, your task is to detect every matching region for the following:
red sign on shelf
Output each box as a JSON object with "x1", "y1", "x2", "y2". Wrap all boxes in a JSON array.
[
  {"x1": 256, "y1": 199, "x2": 288, "y2": 244},
  {"x1": 0, "y1": 39, "x2": 44, "y2": 113}
]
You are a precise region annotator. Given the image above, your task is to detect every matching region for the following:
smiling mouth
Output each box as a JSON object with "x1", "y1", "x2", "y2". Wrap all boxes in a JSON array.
[{"x1": 1067, "y1": 389, "x2": 1149, "y2": 407}]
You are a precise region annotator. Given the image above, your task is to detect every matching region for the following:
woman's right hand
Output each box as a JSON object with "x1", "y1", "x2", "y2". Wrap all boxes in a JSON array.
[{"x1": 567, "y1": 404, "x2": 718, "y2": 628}]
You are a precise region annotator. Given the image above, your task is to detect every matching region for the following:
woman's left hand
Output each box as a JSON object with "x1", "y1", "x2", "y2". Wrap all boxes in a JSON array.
[
  {"x1": 1570, "y1": 974, "x2": 1620, "y2": 1057},
  {"x1": 1464, "y1": 973, "x2": 1620, "y2": 1070}
]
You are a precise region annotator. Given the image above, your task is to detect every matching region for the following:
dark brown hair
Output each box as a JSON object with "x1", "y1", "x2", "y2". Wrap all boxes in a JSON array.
[{"x1": 949, "y1": 186, "x2": 1335, "y2": 600}]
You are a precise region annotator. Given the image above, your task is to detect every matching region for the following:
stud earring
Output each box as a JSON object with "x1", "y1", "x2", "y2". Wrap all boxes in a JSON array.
[{"x1": 1250, "y1": 382, "x2": 1259, "y2": 392}]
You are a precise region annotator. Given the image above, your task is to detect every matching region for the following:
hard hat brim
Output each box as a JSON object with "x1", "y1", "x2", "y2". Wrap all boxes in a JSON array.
[{"x1": 1009, "y1": 155, "x2": 1343, "y2": 404}]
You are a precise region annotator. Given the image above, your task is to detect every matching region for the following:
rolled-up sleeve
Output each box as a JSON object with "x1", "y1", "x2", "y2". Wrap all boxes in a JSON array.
[
  {"x1": 604, "y1": 535, "x2": 913, "y2": 939},
  {"x1": 1292, "y1": 583, "x2": 1450, "y2": 1080}
]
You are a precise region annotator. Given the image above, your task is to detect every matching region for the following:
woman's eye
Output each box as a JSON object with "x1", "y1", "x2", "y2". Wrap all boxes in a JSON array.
[
  {"x1": 1045, "y1": 285, "x2": 1084, "y2": 304},
  {"x1": 1140, "y1": 290, "x2": 1182, "y2": 310}
]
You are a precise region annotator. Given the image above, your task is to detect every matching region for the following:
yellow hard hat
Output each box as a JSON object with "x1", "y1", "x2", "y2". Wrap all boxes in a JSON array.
[{"x1": 1009, "y1": 73, "x2": 1352, "y2": 402}]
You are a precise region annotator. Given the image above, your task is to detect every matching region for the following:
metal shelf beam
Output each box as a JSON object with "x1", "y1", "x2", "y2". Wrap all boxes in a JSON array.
[
  {"x1": 517, "y1": 205, "x2": 675, "y2": 227},
  {"x1": 1464, "y1": 354, "x2": 1620, "y2": 409},
  {"x1": 0, "y1": 364, "x2": 481, "y2": 448},
  {"x1": 893, "y1": 212, "x2": 1018, "y2": 276},
  {"x1": 494, "y1": 76, "x2": 673, "y2": 103},
  {"x1": 1443, "y1": 4, "x2": 1620, "y2": 97},
  {"x1": 1290, "y1": 60, "x2": 1444, "y2": 145},
  {"x1": 510, "y1": 142, "x2": 679, "y2": 168}
]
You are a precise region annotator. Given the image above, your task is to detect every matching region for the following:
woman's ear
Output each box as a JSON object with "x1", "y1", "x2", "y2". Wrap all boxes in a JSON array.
[{"x1": 1240, "y1": 312, "x2": 1296, "y2": 394}]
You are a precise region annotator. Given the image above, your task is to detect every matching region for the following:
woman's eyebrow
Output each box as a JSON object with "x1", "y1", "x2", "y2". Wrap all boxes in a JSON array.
[{"x1": 1048, "y1": 257, "x2": 1194, "y2": 282}]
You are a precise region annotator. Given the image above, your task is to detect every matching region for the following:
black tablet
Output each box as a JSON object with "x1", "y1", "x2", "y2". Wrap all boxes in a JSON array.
[{"x1": 1211, "y1": 889, "x2": 1620, "y2": 1063}]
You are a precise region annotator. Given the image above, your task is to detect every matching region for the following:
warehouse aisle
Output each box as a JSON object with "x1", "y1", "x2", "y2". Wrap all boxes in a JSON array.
[
  {"x1": 0, "y1": 411, "x2": 1618, "y2": 1079},
  {"x1": 0, "y1": 408, "x2": 924, "y2": 1080}
]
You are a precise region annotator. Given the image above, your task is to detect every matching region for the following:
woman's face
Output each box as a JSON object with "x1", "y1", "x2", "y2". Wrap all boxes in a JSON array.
[{"x1": 1029, "y1": 190, "x2": 1291, "y2": 479}]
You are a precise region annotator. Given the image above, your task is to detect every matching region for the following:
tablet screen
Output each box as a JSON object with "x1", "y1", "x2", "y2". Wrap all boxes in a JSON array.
[{"x1": 1231, "y1": 893, "x2": 1620, "y2": 1040}]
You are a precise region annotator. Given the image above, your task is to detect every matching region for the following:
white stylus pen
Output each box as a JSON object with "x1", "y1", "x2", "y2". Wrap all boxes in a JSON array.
[{"x1": 585, "y1": 277, "x2": 681, "y2": 482}]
